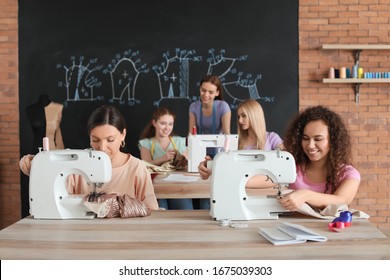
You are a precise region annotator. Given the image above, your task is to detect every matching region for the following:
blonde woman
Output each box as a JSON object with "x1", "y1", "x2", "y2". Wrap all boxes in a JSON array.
[
  {"x1": 237, "y1": 99, "x2": 284, "y2": 150},
  {"x1": 198, "y1": 99, "x2": 284, "y2": 187}
]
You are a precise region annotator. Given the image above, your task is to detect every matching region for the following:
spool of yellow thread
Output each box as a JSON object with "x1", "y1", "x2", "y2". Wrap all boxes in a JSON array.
[{"x1": 358, "y1": 67, "x2": 364, "y2": 78}]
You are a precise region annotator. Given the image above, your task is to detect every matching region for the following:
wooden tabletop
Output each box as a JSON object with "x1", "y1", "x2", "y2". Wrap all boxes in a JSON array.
[
  {"x1": 152, "y1": 172, "x2": 210, "y2": 198},
  {"x1": 0, "y1": 210, "x2": 388, "y2": 260},
  {"x1": 152, "y1": 171, "x2": 277, "y2": 199}
]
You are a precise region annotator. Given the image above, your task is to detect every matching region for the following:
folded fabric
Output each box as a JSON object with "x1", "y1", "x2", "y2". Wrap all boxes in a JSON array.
[
  {"x1": 117, "y1": 194, "x2": 151, "y2": 218},
  {"x1": 142, "y1": 160, "x2": 174, "y2": 174},
  {"x1": 280, "y1": 189, "x2": 370, "y2": 220},
  {"x1": 83, "y1": 193, "x2": 151, "y2": 218},
  {"x1": 142, "y1": 153, "x2": 188, "y2": 174},
  {"x1": 298, "y1": 203, "x2": 370, "y2": 220}
]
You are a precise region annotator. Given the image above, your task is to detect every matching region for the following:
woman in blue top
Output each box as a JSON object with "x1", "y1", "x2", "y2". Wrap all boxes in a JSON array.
[
  {"x1": 188, "y1": 75, "x2": 231, "y2": 135},
  {"x1": 139, "y1": 107, "x2": 193, "y2": 210},
  {"x1": 188, "y1": 75, "x2": 231, "y2": 209}
]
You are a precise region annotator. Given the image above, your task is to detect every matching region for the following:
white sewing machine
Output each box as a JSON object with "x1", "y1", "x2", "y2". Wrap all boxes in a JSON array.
[
  {"x1": 210, "y1": 150, "x2": 296, "y2": 220},
  {"x1": 29, "y1": 149, "x2": 112, "y2": 219},
  {"x1": 187, "y1": 134, "x2": 238, "y2": 172}
]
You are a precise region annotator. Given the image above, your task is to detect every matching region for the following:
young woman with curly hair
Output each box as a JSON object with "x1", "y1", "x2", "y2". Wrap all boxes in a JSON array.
[{"x1": 280, "y1": 105, "x2": 360, "y2": 211}]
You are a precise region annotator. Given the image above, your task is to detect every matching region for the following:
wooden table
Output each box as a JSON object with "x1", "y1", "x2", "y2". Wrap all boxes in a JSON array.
[
  {"x1": 152, "y1": 171, "x2": 278, "y2": 199},
  {"x1": 0, "y1": 210, "x2": 388, "y2": 260},
  {"x1": 152, "y1": 172, "x2": 210, "y2": 198}
]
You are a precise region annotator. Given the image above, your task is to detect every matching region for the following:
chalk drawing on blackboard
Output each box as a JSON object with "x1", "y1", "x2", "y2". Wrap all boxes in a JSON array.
[
  {"x1": 103, "y1": 49, "x2": 149, "y2": 105},
  {"x1": 57, "y1": 56, "x2": 103, "y2": 104},
  {"x1": 152, "y1": 48, "x2": 202, "y2": 106},
  {"x1": 205, "y1": 49, "x2": 274, "y2": 108}
]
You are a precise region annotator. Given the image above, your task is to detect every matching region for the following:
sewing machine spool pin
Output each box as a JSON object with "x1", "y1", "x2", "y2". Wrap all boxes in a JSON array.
[{"x1": 187, "y1": 134, "x2": 238, "y2": 172}]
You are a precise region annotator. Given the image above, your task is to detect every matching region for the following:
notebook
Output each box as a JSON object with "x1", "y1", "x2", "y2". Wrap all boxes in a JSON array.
[{"x1": 258, "y1": 222, "x2": 327, "y2": 245}]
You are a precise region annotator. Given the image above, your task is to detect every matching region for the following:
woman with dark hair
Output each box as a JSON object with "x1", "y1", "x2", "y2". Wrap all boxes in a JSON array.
[
  {"x1": 188, "y1": 75, "x2": 231, "y2": 209},
  {"x1": 188, "y1": 75, "x2": 231, "y2": 135},
  {"x1": 280, "y1": 105, "x2": 360, "y2": 211},
  {"x1": 19, "y1": 105, "x2": 159, "y2": 210}
]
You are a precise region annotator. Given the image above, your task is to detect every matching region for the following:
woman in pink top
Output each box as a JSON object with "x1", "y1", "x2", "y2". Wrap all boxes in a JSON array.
[
  {"x1": 280, "y1": 105, "x2": 360, "y2": 211},
  {"x1": 20, "y1": 105, "x2": 159, "y2": 210}
]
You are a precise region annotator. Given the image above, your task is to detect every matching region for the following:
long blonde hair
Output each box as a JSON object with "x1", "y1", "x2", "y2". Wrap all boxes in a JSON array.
[{"x1": 237, "y1": 99, "x2": 266, "y2": 149}]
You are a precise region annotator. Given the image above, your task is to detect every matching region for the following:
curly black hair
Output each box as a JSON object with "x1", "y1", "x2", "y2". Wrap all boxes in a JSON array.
[{"x1": 284, "y1": 106, "x2": 353, "y2": 193}]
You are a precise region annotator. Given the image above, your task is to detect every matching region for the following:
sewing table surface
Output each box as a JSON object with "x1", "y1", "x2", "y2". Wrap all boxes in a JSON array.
[
  {"x1": 152, "y1": 171, "x2": 210, "y2": 198},
  {"x1": 152, "y1": 171, "x2": 274, "y2": 199},
  {"x1": 0, "y1": 210, "x2": 388, "y2": 260}
]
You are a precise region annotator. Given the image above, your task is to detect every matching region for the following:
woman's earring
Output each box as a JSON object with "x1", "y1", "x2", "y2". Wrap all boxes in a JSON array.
[{"x1": 121, "y1": 140, "x2": 126, "y2": 148}]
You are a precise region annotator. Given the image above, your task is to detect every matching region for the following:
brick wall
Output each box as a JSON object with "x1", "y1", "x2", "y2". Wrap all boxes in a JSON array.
[
  {"x1": 0, "y1": 0, "x2": 389, "y2": 229},
  {"x1": 0, "y1": 0, "x2": 20, "y2": 229},
  {"x1": 299, "y1": 0, "x2": 390, "y2": 228}
]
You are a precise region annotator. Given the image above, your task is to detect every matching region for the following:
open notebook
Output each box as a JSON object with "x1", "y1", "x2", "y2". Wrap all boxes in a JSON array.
[{"x1": 259, "y1": 222, "x2": 327, "y2": 245}]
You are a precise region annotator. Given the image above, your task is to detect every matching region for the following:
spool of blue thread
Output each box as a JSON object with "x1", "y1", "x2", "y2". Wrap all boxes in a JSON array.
[
  {"x1": 346, "y1": 68, "x2": 351, "y2": 78},
  {"x1": 334, "y1": 68, "x2": 339, "y2": 78},
  {"x1": 352, "y1": 65, "x2": 358, "y2": 78}
]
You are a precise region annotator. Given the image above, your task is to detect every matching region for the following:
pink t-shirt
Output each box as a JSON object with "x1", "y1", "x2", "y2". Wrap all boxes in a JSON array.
[
  {"x1": 289, "y1": 164, "x2": 361, "y2": 194},
  {"x1": 67, "y1": 154, "x2": 159, "y2": 210}
]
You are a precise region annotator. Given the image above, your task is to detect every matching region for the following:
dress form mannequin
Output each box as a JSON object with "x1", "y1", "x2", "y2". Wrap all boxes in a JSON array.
[{"x1": 26, "y1": 95, "x2": 64, "y2": 151}]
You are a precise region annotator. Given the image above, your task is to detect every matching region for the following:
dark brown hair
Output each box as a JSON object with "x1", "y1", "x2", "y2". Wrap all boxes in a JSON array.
[
  {"x1": 139, "y1": 107, "x2": 176, "y2": 139},
  {"x1": 199, "y1": 75, "x2": 223, "y2": 100},
  {"x1": 284, "y1": 105, "x2": 353, "y2": 193},
  {"x1": 87, "y1": 105, "x2": 126, "y2": 135}
]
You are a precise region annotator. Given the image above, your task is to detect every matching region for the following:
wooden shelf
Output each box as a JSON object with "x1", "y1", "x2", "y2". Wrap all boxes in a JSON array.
[
  {"x1": 321, "y1": 44, "x2": 390, "y2": 50},
  {"x1": 323, "y1": 78, "x2": 390, "y2": 83},
  {"x1": 321, "y1": 44, "x2": 390, "y2": 103}
]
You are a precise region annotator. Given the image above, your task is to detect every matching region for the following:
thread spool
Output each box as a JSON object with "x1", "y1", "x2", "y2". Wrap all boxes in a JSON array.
[
  {"x1": 334, "y1": 68, "x2": 339, "y2": 78},
  {"x1": 358, "y1": 67, "x2": 364, "y2": 78},
  {"x1": 346, "y1": 68, "x2": 351, "y2": 78},
  {"x1": 328, "y1": 67, "x2": 335, "y2": 79},
  {"x1": 223, "y1": 135, "x2": 230, "y2": 152},
  {"x1": 42, "y1": 137, "x2": 49, "y2": 151},
  {"x1": 352, "y1": 65, "x2": 358, "y2": 78},
  {"x1": 340, "y1": 67, "x2": 346, "y2": 79}
]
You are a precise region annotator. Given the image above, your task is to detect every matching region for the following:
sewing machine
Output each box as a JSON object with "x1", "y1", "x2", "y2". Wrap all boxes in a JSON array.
[
  {"x1": 187, "y1": 134, "x2": 238, "y2": 172},
  {"x1": 29, "y1": 149, "x2": 112, "y2": 219},
  {"x1": 210, "y1": 150, "x2": 296, "y2": 220}
]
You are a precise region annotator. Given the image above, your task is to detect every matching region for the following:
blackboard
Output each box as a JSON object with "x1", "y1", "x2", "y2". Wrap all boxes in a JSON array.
[{"x1": 19, "y1": 0, "x2": 298, "y2": 217}]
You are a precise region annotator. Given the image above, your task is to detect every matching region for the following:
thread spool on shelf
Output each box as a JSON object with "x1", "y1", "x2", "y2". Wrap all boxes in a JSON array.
[
  {"x1": 358, "y1": 67, "x2": 364, "y2": 79},
  {"x1": 340, "y1": 67, "x2": 346, "y2": 79},
  {"x1": 328, "y1": 67, "x2": 335, "y2": 79}
]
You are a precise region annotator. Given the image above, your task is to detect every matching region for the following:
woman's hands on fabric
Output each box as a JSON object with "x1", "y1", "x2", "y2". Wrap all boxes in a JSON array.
[
  {"x1": 19, "y1": 154, "x2": 35, "y2": 176},
  {"x1": 160, "y1": 149, "x2": 176, "y2": 163},
  {"x1": 278, "y1": 189, "x2": 309, "y2": 211}
]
